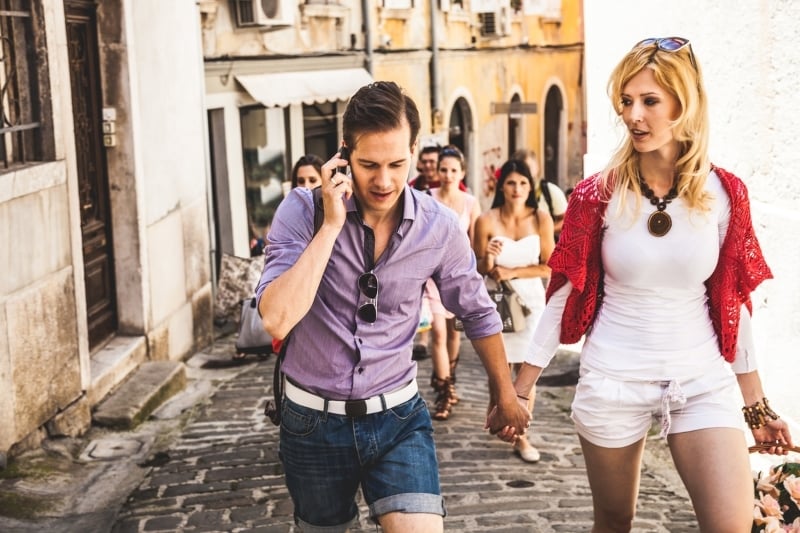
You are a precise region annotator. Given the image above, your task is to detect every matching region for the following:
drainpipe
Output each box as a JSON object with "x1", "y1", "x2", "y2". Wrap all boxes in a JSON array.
[
  {"x1": 429, "y1": 1, "x2": 441, "y2": 134},
  {"x1": 361, "y1": 0, "x2": 373, "y2": 75}
]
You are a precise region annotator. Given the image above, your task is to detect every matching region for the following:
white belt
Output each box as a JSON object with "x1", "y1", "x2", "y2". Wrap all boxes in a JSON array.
[{"x1": 284, "y1": 379, "x2": 418, "y2": 417}]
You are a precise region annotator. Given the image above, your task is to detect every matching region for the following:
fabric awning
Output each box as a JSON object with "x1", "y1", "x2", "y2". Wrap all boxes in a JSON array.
[{"x1": 235, "y1": 68, "x2": 374, "y2": 108}]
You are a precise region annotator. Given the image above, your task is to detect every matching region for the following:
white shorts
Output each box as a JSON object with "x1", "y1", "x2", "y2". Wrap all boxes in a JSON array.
[{"x1": 570, "y1": 363, "x2": 745, "y2": 448}]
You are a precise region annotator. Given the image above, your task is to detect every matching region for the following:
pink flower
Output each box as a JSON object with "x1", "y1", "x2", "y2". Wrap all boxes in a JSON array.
[
  {"x1": 757, "y1": 493, "x2": 784, "y2": 519},
  {"x1": 769, "y1": 465, "x2": 787, "y2": 485},
  {"x1": 760, "y1": 516, "x2": 782, "y2": 533},
  {"x1": 787, "y1": 517, "x2": 800, "y2": 532},
  {"x1": 784, "y1": 475, "x2": 800, "y2": 504},
  {"x1": 757, "y1": 475, "x2": 781, "y2": 499}
]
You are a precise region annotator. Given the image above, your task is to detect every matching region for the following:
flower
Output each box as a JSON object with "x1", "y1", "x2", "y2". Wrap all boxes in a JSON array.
[{"x1": 753, "y1": 461, "x2": 800, "y2": 532}]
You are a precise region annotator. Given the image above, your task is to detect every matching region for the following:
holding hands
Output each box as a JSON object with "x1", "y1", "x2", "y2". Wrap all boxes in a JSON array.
[{"x1": 485, "y1": 393, "x2": 532, "y2": 443}]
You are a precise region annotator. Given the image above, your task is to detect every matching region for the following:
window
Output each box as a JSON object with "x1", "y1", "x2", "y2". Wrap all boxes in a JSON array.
[
  {"x1": 302, "y1": 101, "x2": 338, "y2": 163},
  {"x1": 240, "y1": 106, "x2": 286, "y2": 245},
  {"x1": 0, "y1": 0, "x2": 54, "y2": 171}
]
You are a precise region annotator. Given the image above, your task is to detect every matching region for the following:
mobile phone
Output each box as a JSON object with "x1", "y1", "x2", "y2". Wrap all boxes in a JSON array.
[{"x1": 335, "y1": 146, "x2": 350, "y2": 176}]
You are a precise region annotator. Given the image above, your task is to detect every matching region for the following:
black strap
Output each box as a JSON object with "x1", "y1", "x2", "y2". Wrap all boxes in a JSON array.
[
  {"x1": 540, "y1": 179, "x2": 554, "y2": 216},
  {"x1": 264, "y1": 188, "x2": 325, "y2": 425},
  {"x1": 312, "y1": 187, "x2": 325, "y2": 235}
]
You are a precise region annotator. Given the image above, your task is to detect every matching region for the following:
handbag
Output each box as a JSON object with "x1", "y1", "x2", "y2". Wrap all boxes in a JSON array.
[
  {"x1": 491, "y1": 280, "x2": 531, "y2": 332},
  {"x1": 235, "y1": 297, "x2": 273, "y2": 356},
  {"x1": 455, "y1": 279, "x2": 531, "y2": 332}
]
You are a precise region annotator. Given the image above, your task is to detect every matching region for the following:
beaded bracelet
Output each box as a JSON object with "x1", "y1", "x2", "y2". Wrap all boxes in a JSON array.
[{"x1": 742, "y1": 397, "x2": 779, "y2": 430}]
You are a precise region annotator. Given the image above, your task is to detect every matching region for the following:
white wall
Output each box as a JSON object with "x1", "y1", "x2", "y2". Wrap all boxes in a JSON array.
[
  {"x1": 129, "y1": 0, "x2": 211, "y2": 353},
  {"x1": 584, "y1": 1, "x2": 800, "y2": 428}
]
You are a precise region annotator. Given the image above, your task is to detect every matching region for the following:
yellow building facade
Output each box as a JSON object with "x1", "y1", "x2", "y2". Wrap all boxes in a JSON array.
[{"x1": 202, "y1": 0, "x2": 584, "y2": 253}]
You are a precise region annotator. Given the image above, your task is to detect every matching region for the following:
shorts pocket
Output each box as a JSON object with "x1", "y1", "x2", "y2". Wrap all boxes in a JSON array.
[
  {"x1": 574, "y1": 369, "x2": 621, "y2": 408},
  {"x1": 386, "y1": 395, "x2": 426, "y2": 422},
  {"x1": 281, "y1": 399, "x2": 320, "y2": 437}
]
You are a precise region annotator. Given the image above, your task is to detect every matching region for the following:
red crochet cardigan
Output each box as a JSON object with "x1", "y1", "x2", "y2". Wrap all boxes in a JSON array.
[{"x1": 546, "y1": 166, "x2": 772, "y2": 362}]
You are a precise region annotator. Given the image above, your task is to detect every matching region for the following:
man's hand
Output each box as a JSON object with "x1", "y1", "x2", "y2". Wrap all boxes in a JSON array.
[
  {"x1": 320, "y1": 149, "x2": 354, "y2": 231},
  {"x1": 485, "y1": 396, "x2": 531, "y2": 443}
]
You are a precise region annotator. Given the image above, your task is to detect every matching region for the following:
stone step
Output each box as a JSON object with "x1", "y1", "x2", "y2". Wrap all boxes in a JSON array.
[{"x1": 92, "y1": 361, "x2": 186, "y2": 430}]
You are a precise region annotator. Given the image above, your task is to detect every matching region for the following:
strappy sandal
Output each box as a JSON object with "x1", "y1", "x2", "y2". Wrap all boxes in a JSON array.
[
  {"x1": 448, "y1": 355, "x2": 460, "y2": 404},
  {"x1": 431, "y1": 376, "x2": 456, "y2": 421}
]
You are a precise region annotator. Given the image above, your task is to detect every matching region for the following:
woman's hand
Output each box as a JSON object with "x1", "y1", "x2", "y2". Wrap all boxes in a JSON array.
[
  {"x1": 752, "y1": 418, "x2": 794, "y2": 455},
  {"x1": 485, "y1": 238, "x2": 503, "y2": 258},
  {"x1": 490, "y1": 265, "x2": 514, "y2": 282}
]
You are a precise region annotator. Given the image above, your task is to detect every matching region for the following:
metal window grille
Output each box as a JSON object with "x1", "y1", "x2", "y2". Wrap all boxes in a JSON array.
[
  {"x1": 479, "y1": 12, "x2": 497, "y2": 36},
  {"x1": 235, "y1": 0, "x2": 256, "y2": 25},
  {"x1": 0, "y1": 0, "x2": 53, "y2": 171}
]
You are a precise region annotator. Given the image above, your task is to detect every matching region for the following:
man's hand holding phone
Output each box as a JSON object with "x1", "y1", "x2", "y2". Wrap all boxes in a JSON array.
[{"x1": 321, "y1": 146, "x2": 353, "y2": 232}]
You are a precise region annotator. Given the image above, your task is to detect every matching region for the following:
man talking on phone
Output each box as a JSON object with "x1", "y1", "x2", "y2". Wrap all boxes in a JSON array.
[{"x1": 256, "y1": 81, "x2": 529, "y2": 533}]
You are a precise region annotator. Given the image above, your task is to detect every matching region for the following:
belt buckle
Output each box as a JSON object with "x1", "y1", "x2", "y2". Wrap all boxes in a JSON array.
[{"x1": 344, "y1": 400, "x2": 367, "y2": 417}]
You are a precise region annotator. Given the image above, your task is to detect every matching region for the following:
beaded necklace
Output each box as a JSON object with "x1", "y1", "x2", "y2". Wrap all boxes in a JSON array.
[{"x1": 639, "y1": 176, "x2": 679, "y2": 237}]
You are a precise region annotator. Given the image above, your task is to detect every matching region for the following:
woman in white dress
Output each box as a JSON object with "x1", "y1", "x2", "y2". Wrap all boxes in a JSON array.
[{"x1": 473, "y1": 159, "x2": 555, "y2": 461}]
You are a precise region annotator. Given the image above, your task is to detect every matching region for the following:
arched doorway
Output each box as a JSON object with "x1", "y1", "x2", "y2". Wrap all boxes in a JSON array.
[
  {"x1": 507, "y1": 93, "x2": 522, "y2": 156},
  {"x1": 544, "y1": 86, "x2": 563, "y2": 187},
  {"x1": 448, "y1": 97, "x2": 473, "y2": 189}
]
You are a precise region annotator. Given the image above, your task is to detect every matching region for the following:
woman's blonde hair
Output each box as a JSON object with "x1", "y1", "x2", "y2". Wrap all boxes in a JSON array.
[{"x1": 603, "y1": 40, "x2": 712, "y2": 214}]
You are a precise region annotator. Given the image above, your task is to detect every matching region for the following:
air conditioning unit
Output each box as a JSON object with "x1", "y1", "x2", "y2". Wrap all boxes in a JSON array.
[
  {"x1": 235, "y1": 0, "x2": 295, "y2": 28},
  {"x1": 479, "y1": 7, "x2": 510, "y2": 37}
]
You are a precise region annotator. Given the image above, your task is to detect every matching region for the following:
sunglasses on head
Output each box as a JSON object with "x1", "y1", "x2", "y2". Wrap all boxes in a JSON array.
[
  {"x1": 357, "y1": 271, "x2": 378, "y2": 323},
  {"x1": 635, "y1": 36, "x2": 697, "y2": 71},
  {"x1": 440, "y1": 147, "x2": 464, "y2": 160}
]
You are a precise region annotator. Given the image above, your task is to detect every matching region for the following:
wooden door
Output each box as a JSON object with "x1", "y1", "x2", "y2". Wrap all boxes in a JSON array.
[{"x1": 66, "y1": 1, "x2": 118, "y2": 349}]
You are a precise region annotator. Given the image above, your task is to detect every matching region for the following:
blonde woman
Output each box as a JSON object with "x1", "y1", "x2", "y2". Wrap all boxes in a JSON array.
[
  {"x1": 474, "y1": 159, "x2": 555, "y2": 461},
  {"x1": 502, "y1": 37, "x2": 792, "y2": 531}
]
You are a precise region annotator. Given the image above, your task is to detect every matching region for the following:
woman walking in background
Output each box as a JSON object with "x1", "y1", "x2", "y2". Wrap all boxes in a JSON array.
[
  {"x1": 474, "y1": 159, "x2": 555, "y2": 461},
  {"x1": 510, "y1": 148, "x2": 568, "y2": 239},
  {"x1": 503, "y1": 37, "x2": 793, "y2": 531},
  {"x1": 427, "y1": 145, "x2": 481, "y2": 420},
  {"x1": 289, "y1": 154, "x2": 324, "y2": 190}
]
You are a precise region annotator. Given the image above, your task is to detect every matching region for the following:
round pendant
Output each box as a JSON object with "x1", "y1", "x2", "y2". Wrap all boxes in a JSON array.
[{"x1": 647, "y1": 210, "x2": 672, "y2": 237}]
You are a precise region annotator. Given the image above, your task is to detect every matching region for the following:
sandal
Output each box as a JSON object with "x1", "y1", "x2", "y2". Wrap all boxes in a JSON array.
[
  {"x1": 431, "y1": 376, "x2": 456, "y2": 421},
  {"x1": 448, "y1": 355, "x2": 460, "y2": 404},
  {"x1": 431, "y1": 372, "x2": 458, "y2": 404}
]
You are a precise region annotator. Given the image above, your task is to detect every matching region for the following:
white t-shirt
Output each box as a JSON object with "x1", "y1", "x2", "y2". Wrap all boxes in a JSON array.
[
  {"x1": 538, "y1": 181, "x2": 568, "y2": 218},
  {"x1": 526, "y1": 170, "x2": 757, "y2": 380}
]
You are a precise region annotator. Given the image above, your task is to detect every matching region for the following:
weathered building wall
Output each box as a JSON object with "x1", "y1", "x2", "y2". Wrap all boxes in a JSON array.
[
  {"x1": 0, "y1": 2, "x2": 84, "y2": 454},
  {"x1": 126, "y1": 0, "x2": 212, "y2": 361},
  {"x1": 1, "y1": 0, "x2": 211, "y2": 457}
]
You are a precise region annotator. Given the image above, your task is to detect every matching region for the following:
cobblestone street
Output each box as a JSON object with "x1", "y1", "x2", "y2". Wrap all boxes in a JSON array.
[{"x1": 108, "y1": 333, "x2": 698, "y2": 533}]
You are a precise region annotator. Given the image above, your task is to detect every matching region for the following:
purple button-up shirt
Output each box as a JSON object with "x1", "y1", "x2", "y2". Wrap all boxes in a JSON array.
[{"x1": 256, "y1": 186, "x2": 501, "y2": 400}]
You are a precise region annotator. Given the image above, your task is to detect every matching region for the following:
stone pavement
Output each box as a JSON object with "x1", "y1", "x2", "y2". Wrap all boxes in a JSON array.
[
  {"x1": 104, "y1": 333, "x2": 697, "y2": 533},
  {"x1": 0, "y1": 329, "x2": 703, "y2": 533}
]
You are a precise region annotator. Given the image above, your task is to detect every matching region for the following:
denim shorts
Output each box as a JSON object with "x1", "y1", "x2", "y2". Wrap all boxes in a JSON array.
[{"x1": 279, "y1": 393, "x2": 445, "y2": 532}]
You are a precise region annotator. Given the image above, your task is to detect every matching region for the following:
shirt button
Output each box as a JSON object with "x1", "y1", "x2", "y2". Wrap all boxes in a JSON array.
[{"x1": 358, "y1": 367, "x2": 364, "y2": 374}]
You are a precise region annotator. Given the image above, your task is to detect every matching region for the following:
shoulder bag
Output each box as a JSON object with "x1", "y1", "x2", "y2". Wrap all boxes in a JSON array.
[{"x1": 455, "y1": 279, "x2": 531, "y2": 332}]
